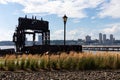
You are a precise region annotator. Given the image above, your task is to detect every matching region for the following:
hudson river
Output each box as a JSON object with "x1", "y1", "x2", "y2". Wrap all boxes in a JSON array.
[{"x1": 0, "y1": 46, "x2": 15, "y2": 49}]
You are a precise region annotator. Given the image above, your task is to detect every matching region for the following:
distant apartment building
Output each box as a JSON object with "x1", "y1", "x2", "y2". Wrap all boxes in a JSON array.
[
  {"x1": 99, "y1": 33, "x2": 102, "y2": 44},
  {"x1": 85, "y1": 35, "x2": 91, "y2": 43},
  {"x1": 103, "y1": 34, "x2": 106, "y2": 44},
  {"x1": 110, "y1": 34, "x2": 114, "y2": 44}
]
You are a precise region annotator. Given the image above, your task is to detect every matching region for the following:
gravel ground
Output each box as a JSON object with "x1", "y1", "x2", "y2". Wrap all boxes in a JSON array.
[{"x1": 0, "y1": 70, "x2": 120, "y2": 80}]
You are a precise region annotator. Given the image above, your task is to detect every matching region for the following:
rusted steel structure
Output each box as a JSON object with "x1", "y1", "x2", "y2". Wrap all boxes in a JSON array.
[{"x1": 13, "y1": 15, "x2": 50, "y2": 52}]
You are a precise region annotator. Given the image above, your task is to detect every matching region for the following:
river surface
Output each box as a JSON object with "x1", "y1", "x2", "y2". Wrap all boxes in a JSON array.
[
  {"x1": 0, "y1": 46, "x2": 15, "y2": 49},
  {"x1": 83, "y1": 50, "x2": 120, "y2": 54}
]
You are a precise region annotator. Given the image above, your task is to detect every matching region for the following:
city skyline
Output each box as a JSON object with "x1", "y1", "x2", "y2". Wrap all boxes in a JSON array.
[
  {"x1": 84, "y1": 33, "x2": 117, "y2": 45},
  {"x1": 0, "y1": 0, "x2": 120, "y2": 41},
  {"x1": 85, "y1": 33, "x2": 115, "y2": 40}
]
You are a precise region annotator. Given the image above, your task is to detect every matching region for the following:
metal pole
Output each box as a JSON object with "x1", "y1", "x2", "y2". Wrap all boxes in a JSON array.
[{"x1": 64, "y1": 22, "x2": 66, "y2": 45}]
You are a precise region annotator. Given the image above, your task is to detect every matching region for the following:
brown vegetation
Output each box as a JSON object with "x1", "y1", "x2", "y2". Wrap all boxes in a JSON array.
[{"x1": 0, "y1": 51, "x2": 120, "y2": 71}]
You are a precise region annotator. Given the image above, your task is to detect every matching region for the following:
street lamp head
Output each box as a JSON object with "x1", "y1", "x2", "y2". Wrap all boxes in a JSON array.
[{"x1": 63, "y1": 14, "x2": 68, "y2": 23}]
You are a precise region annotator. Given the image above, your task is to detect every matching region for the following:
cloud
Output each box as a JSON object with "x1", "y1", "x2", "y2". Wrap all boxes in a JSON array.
[
  {"x1": 72, "y1": 19, "x2": 81, "y2": 23},
  {"x1": 54, "y1": 30, "x2": 64, "y2": 35},
  {"x1": 0, "y1": 0, "x2": 104, "y2": 18},
  {"x1": 102, "y1": 23, "x2": 120, "y2": 33},
  {"x1": 67, "y1": 29, "x2": 79, "y2": 40},
  {"x1": 1, "y1": 0, "x2": 120, "y2": 19},
  {"x1": 91, "y1": 16, "x2": 96, "y2": 20},
  {"x1": 101, "y1": 23, "x2": 120, "y2": 39},
  {"x1": 0, "y1": 0, "x2": 7, "y2": 4},
  {"x1": 1, "y1": 0, "x2": 120, "y2": 40},
  {"x1": 51, "y1": 30, "x2": 64, "y2": 40},
  {"x1": 45, "y1": 23, "x2": 120, "y2": 40},
  {"x1": 0, "y1": 29, "x2": 14, "y2": 41},
  {"x1": 98, "y1": 0, "x2": 120, "y2": 18},
  {"x1": 50, "y1": 28, "x2": 100, "y2": 40}
]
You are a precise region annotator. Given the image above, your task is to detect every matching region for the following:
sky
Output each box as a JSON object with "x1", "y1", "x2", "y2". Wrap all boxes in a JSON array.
[{"x1": 0, "y1": 0, "x2": 120, "y2": 41}]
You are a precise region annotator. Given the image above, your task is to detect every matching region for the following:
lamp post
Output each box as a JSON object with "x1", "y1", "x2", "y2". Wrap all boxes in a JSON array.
[{"x1": 63, "y1": 14, "x2": 68, "y2": 45}]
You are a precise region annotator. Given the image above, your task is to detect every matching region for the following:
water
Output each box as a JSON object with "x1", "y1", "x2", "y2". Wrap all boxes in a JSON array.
[
  {"x1": 0, "y1": 46, "x2": 15, "y2": 49},
  {"x1": 83, "y1": 50, "x2": 120, "y2": 54}
]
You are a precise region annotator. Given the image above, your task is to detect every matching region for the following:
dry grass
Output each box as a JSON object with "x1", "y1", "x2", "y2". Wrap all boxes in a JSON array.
[{"x1": 0, "y1": 51, "x2": 120, "y2": 71}]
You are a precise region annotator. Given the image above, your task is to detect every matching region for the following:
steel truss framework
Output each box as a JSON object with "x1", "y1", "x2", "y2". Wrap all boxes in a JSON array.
[{"x1": 13, "y1": 16, "x2": 50, "y2": 52}]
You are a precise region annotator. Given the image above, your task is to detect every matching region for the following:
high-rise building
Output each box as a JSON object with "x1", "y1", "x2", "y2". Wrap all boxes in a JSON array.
[
  {"x1": 99, "y1": 33, "x2": 102, "y2": 44},
  {"x1": 85, "y1": 35, "x2": 91, "y2": 42},
  {"x1": 110, "y1": 34, "x2": 114, "y2": 44},
  {"x1": 103, "y1": 34, "x2": 106, "y2": 44}
]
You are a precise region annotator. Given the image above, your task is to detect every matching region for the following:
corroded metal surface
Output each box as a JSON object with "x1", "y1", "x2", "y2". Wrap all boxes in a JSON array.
[{"x1": 13, "y1": 16, "x2": 50, "y2": 52}]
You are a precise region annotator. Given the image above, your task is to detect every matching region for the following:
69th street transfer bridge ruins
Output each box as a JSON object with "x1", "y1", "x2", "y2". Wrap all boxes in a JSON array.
[{"x1": 12, "y1": 15, "x2": 82, "y2": 54}]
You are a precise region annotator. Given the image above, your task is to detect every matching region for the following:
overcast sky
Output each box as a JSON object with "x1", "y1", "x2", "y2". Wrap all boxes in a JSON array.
[{"x1": 0, "y1": 0, "x2": 120, "y2": 41}]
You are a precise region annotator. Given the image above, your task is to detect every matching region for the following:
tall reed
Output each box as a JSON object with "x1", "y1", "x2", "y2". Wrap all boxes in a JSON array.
[{"x1": 0, "y1": 52, "x2": 120, "y2": 71}]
